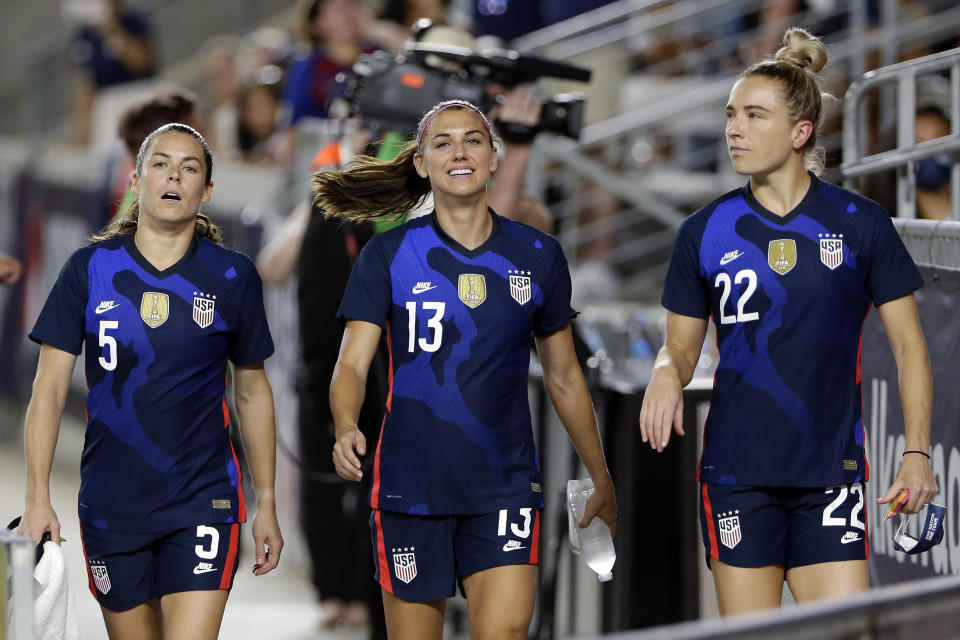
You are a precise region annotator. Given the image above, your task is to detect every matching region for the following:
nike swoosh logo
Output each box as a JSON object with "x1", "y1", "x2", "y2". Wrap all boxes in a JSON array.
[
  {"x1": 719, "y1": 251, "x2": 744, "y2": 266},
  {"x1": 193, "y1": 566, "x2": 218, "y2": 574},
  {"x1": 412, "y1": 285, "x2": 437, "y2": 294},
  {"x1": 502, "y1": 541, "x2": 527, "y2": 552},
  {"x1": 95, "y1": 302, "x2": 120, "y2": 314},
  {"x1": 840, "y1": 535, "x2": 862, "y2": 544}
]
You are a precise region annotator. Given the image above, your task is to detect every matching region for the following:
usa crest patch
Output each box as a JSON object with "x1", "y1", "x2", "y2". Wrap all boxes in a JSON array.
[
  {"x1": 717, "y1": 512, "x2": 742, "y2": 550},
  {"x1": 90, "y1": 560, "x2": 112, "y2": 594},
  {"x1": 193, "y1": 292, "x2": 216, "y2": 328},
  {"x1": 819, "y1": 233, "x2": 844, "y2": 270},
  {"x1": 392, "y1": 547, "x2": 417, "y2": 584},
  {"x1": 508, "y1": 269, "x2": 531, "y2": 305}
]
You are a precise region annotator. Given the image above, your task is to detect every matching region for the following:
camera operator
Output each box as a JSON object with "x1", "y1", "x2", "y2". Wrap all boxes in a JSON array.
[{"x1": 486, "y1": 85, "x2": 553, "y2": 233}]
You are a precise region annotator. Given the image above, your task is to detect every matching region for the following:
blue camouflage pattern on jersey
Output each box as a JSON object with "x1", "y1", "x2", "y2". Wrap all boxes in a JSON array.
[
  {"x1": 338, "y1": 210, "x2": 575, "y2": 515},
  {"x1": 30, "y1": 234, "x2": 273, "y2": 531},
  {"x1": 663, "y1": 175, "x2": 922, "y2": 487}
]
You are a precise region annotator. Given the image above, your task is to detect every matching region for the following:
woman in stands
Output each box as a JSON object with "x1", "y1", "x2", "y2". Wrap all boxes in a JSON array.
[
  {"x1": 639, "y1": 28, "x2": 937, "y2": 613},
  {"x1": 314, "y1": 99, "x2": 617, "y2": 639},
  {"x1": 19, "y1": 123, "x2": 283, "y2": 640}
]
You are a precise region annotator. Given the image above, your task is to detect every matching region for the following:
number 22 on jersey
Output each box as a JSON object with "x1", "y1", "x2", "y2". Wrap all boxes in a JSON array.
[{"x1": 714, "y1": 269, "x2": 759, "y2": 325}]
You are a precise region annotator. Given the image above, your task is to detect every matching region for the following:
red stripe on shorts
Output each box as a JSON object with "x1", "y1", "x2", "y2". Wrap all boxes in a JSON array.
[
  {"x1": 862, "y1": 483, "x2": 871, "y2": 559},
  {"x1": 529, "y1": 509, "x2": 541, "y2": 564},
  {"x1": 219, "y1": 523, "x2": 240, "y2": 589},
  {"x1": 374, "y1": 509, "x2": 393, "y2": 594},
  {"x1": 79, "y1": 526, "x2": 96, "y2": 598},
  {"x1": 701, "y1": 484, "x2": 719, "y2": 559}
]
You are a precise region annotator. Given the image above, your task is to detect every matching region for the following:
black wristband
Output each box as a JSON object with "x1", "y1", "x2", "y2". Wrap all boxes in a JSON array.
[
  {"x1": 903, "y1": 450, "x2": 931, "y2": 459},
  {"x1": 494, "y1": 119, "x2": 538, "y2": 144}
]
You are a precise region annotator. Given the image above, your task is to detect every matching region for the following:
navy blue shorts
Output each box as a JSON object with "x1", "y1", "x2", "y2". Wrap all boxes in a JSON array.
[
  {"x1": 370, "y1": 507, "x2": 541, "y2": 602},
  {"x1": 699, "y1": 483, "x2": 869, "y2": 570},
  {"x1": 80, "y1": 523, "x2": 241, "y2": 612}
]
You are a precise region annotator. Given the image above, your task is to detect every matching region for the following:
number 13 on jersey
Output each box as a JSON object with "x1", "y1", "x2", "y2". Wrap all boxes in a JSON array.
[{"x1": 406, "y1": 301, "x2": 445, "y2": 353}]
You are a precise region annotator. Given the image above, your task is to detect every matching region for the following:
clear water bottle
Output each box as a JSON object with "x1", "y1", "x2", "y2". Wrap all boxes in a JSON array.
[{"x1": 567, "y1": 478, "x2": 615, "y2": 582}]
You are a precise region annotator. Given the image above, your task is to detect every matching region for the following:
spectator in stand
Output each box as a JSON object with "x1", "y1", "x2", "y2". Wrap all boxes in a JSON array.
[
  {"x1": 283, "y1": 0, "x2": 377, "y2": 126},
  {"x1": 914, "y1": 104, "x2": 953, "y2": 221},
  {"x1": 66, "y1": 0, "x2": 155, "y2": 146},
  {"x1": 201, "y1": 36, "x2": 241, "y2": 156},
  {"x1": 0, "y1": 252, "x2": 22, "y2": 286},
  {"x1": 236, "y1": 66, "x2": 291, "y2": 165},
  {"x1": 471, "y1": 0, "x2": 617, "y2": 44}
]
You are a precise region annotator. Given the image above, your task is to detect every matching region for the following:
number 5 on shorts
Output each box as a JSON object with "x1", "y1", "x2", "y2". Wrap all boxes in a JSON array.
[{"x1": 195, "y1": 525, "x2": 220, "y2": 559}]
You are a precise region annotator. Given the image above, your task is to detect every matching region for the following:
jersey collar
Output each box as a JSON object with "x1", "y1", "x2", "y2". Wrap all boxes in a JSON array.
[
  {"x1": 430, "y1": 207, "x2": 503, "y2": 258},
  {"x1": 742, "y1": 172, "x2": 821, "y2": 225},
  {"x1": 122, "y1": 233, "x2": 200, "y2": 278}
]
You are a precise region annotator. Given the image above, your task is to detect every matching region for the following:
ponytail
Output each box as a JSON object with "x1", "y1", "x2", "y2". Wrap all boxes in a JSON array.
[{"x1": 311, "y1": 143, "x2": 430, "y2": 222}]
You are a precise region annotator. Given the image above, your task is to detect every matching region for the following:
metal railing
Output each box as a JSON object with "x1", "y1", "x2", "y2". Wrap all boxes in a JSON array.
[
  {"x1": 841, "y1": 47, "x2": 960, "y2": 220},
  {"x1": 573, "y1": 574, "x2": 960, "y2": 640},
  {"x1": 0, "y1": 529, "x2": 34, "y2": 640},
  {"x1": 894, "y1": 217, "x2": 960, "y2": 268}
]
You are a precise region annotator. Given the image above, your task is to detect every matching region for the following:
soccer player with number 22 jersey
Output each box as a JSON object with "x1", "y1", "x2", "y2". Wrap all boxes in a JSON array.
[{"x1": 639, "y1": 28, "x2": 938, "y2": 615}]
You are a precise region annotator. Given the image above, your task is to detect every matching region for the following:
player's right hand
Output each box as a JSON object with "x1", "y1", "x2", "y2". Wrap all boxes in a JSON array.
[
  {"x1": 638, "y1": 367, "x2": 685, "y2": 453},
  {"x1": 332, "y1": 427, "x2": 366, "y2": 482},
  {"x1": 17, "y1": 501, "x2": 60, "y2": 546}
]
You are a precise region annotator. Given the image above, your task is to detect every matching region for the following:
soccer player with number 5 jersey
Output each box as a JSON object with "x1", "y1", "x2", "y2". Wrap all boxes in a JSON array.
[
  {"x1": 19, "y1": 124, "x2": 283, "y2": 640},
  {"x1": 312, "y1": 100, "x2": 617, "y2": 639},
  {"x1": 640, "y1": 28, "x2": 938, "y2": 614}
]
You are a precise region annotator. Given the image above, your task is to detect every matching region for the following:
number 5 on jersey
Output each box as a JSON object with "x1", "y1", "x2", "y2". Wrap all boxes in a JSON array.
[
  {"x1": 98, "y1": 320, "x2": 119, "y2": 371},
  {"x1": 406, "y1": 301, "x2": 445, "y2": 353}
]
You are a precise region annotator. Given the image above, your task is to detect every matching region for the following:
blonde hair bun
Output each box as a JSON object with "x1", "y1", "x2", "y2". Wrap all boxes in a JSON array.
[{"x1": 775, "y1": 27, "x2": 828, "y2": 74}]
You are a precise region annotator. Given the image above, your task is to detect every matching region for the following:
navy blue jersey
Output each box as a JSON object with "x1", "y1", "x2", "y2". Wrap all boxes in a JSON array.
[
  {"x1": 663, "y1": 176, "x2": 922, "y2": 487},
  {"x1": 30, "y1": 234, "x2": 274, "y2": 532},
  {"x1": 338, "y1": 210, "x2": 575, "y2": 515}
]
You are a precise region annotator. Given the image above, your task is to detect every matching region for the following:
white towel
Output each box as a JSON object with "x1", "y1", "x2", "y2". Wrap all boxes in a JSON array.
[{"x1": 33, "y1": 541, "x2": 81, "y2": 640}]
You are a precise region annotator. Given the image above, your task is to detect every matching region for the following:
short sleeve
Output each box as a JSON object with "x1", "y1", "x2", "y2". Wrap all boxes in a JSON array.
[
  {"x1": 29, "y1": 250, "x2": 89, "y2": 355},
  {"x1": 337, "y1": 238, "x2": 392, "y2": 329},
  {"x1": 227, "y1": 259, "x2": 275, "y2": 365},
  {"x1": 661, "y1": 217, "x2": 711, "y2": 318},
  {"x1": 532, "y1": 239, "x2": 577, "y2": 337},
  {"x1": 865, "y1": 210, "x2": 923, "y2": 306}
]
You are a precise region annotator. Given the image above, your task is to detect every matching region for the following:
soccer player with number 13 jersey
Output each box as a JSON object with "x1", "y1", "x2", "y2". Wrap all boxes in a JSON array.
[{"x1": 313, "y1": 100, "x2": 617, "y2": 640}]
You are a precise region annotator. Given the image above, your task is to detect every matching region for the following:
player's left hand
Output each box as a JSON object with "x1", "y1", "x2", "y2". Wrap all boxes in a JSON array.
[
  {"x1": 580, "y1": 473, "x2": 618, "y2": 537},
  {"x1": 251, "y1": 506, "x2": 283, "y2": 576},
  {"x1": 877, "y1": 453, "x2": 938, "y2": 515}
]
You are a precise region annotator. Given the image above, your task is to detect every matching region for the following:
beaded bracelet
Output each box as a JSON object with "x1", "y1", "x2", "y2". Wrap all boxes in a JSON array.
[{"x1": 903, "y1": 450, "x2": 931, "y2": 459}]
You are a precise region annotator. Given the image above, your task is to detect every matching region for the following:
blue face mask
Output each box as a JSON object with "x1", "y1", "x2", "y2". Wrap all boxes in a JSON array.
[
  {"x1": 915, "y1": 154, "x2": 952, "y2": 190},
  {"x1": 892, "y1": 502, "x2": 946, "y2": 554}
]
